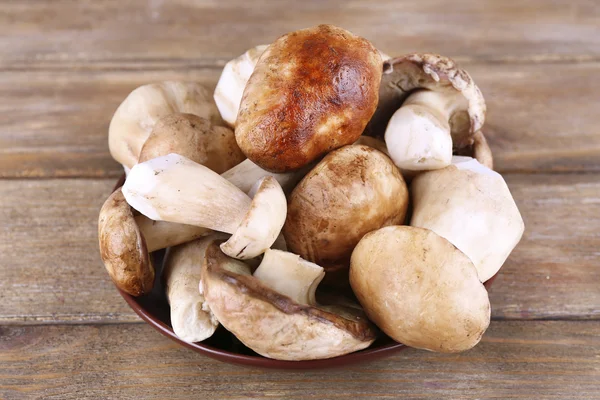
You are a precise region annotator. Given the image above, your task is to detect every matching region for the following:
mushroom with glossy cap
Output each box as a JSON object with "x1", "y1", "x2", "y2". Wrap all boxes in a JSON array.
[
  {"x1": 350, "y1": 225, "x2": 491, "y2": 353},
  {"x1": 201, "y1": 243, "x2": 377, "y2": 360},
  {"x1": 122, "y1": 154, "x2": 287, "y2": 260},
  {"x1": 366, "y1": 53, "x2": 486, "y2": 171}
]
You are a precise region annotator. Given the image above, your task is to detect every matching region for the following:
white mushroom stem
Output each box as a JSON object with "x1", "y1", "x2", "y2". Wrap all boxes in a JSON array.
[
  {"x1": 135, "y1": 215, "x2": 210, "y2": 252},
  {"x1": 123, "y1": 154, "x2": 287, "y2": 259},
  {"x1": 221, "y1": 158, "x2": 306, "y2": 194},
  {"x1": 123, "y1": 154, "x2": 250, "y2": 233},
  {"x1": 385, "y1": 89, "x2": 465, "y2": 171},
  {"x1": 213, "y1": 45, "x2": 268, "y2": 127},
  {"x1": 253, "y1": 249, "x2": 325, "y2": 305}
]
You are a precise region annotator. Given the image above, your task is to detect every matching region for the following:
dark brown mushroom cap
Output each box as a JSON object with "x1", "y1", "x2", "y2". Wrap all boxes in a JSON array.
[
  {"x1": 366, "y1": 53, "x2": 486, "y2": 149},
  {"x1": 236, "y1": 24, "x2": 383, "y2": 173},
  {"x1": 98, "y1": 188, "x2": 154, "y2": 296},
  {"x1": 201, "y1": 241, "x2": 377, "y2": 360}
]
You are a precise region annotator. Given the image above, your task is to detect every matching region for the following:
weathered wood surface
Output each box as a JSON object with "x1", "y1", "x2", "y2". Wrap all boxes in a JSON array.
[
  {"x1": 1, "y1": 0, "x2": 599, "y2": 69},
  {"x1": 1, "y1": 62, "x2": 599, "y2": 178},
  {"x1": 1, "y1": 174, "x2": 598, "y2": 325},
  {"x1": 1, "y1": 322, "x2": 599, "y2": 399}
]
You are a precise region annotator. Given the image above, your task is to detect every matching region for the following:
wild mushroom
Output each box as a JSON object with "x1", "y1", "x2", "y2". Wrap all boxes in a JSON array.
[
  {"x1": 109, "y1": 81, "x2": 222, "y2": 170},
  {"x1": 454, "y1": 130, "x2": 493, "y2": 170},
  {"x1": 201, "y1": 242, "x2": 377, "y2": 360},
  {"x1": 138, "y1": 113, "x2": 245, "y2": 173},
  {"x1": 410, "y1": 156, "x2": 524, "y2": 282},
  {"x1": 164, "y1": 234, "x2": 227, "y2": 343},
  {"x1": 213, "y1": 45, "x2": 268, "y2": 127},
  {"x1": 221, "y1": 158, "x2": 308, "y2": 194},
  {"x1": 98, "y1": 188, "x2": 210, "y2": 296},
  {"x1": 283, "y1": 144, "x2": 408, "y2": 279},
  {"x1": 350, "y1": 225, "x2": 491, "y2": 353},
  {"x1": 365, "y1": 54, "x2": 486, "y2": 171},
  {"x1": 236, "y1": 24, "x2": 383, "y2": 172},
  {"x1": 122, "y1": 154, "x2": 286, "y2": 259}
]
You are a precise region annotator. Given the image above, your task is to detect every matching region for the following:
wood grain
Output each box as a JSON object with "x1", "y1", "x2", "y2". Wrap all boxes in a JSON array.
[
  {"x1": 1, "y1": 0, "x2": 599, "y2": 70},
  {"x1": 1, "y1": 175, "x2": 598, "y2": 324},
  {"x1": 1, "y1": 62, "x2": 599, "y2": 178},
  {"x1": 0, "y1": 322, "x2": 599, "y2": 399}
]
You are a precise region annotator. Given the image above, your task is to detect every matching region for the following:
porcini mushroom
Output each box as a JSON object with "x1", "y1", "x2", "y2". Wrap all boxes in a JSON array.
[
  {"x1": 350, "y1": 225, "x2": 491, "y2": 353},
  {"x1": 98, "y1": 188, "x2": 210, "y2": 296},
  {"x1": 122, "y1": 154, "x2": 286, "y2": 259},
  {"x1": 236, "y1": 24, "x2": 383, "y2": 172},
  {"x1": 213, "y1": 45, "x2": 268, "y2": 127},
  {"x1": 366, "y1": 54, "x2": 486, "y2": 171},
  {"x1": 109, "y1": 81, "x2": 221, "y2": 170},
  {"x1": 138, "y1": 113, "x2": 245, "y2": 173},
  {"x1": 221, "y1": 158, "x2": 308, "y2": 194},
  {"x1": 201, "y1": 242, "x2": 377, "y2": 360},
  {"x1": 283, "y1": 144, "x2": 408, "y2": 278},
  {"x1": 164, "y1": 235, "x2": 227, "y2": 343},
  {"x1": 410, "y1": 156, "x2": 524, "y2": 282}
]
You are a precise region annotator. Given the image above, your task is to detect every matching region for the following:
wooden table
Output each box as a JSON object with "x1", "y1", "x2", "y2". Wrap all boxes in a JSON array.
[{"x1": 1, "y1": 1, "x2": 599, "y2": 398}]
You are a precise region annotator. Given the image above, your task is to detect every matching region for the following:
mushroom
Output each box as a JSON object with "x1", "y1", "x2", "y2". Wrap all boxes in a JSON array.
[
  {"x1": 365, "y1": 54, "x2": 486, "y2": 171},
  {"x1": 138, "y1": 113, "x2": 245, "y2": 173},
  {"x1": 236, "y1": 24, "x2": 383, "y2": 172},
  {"x1": 201, "y1": 242, "x2": 377, "y2": 360},
  {"x1": 109, "y1": 81, "x2": 221, "y2": 170},
  {"x1": 213, "y1": 45, "x2": 268, "y2": 127},
  {"x1": 454, "y1": 130, "x2": 493, "y2": 170},
  {"x1": 410, "y1": 156, "x2": 524, "y2": 282},
  {"x1": 98, "y1": 188, "x2": 210, "y2": 296},
  {"x1": 350, "y1": 225, "x2": 491, "y2": 353},
  {"x1": 122, "y1": 154, "x2": 286, "y2": 259},
  {"x1": 221, "y1": 158, "x2": 308, "y2": 194},
  {"x1": 283, "y1": 144, "x2": 408, "y2": 279},
  {"x1": 164, "y1": 234, "x2": 227, "y2": 343}
]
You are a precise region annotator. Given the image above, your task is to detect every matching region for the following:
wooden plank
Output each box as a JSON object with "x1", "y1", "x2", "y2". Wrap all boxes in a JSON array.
[
  {"x1": 0, "y1": 174, "x2": 598, "y2": 324},
  {"x1": 1, "y1": 63, "x2": 599, "y2": 179},
  {"x1": 1, "y1": 0, "x2": 599, "y2": 69},
  {"x1": 0, "y1": 322, "x2": 598, "y2": 399}
]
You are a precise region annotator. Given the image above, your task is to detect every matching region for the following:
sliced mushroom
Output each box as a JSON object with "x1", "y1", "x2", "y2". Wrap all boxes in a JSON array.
[
  {"x1": 109, "y1": 81, "x2": 221, "y2": 170},
  {"x1": 202, "y1": 242, "x2": 377, "y2": 360},
  {"x1": 164, "y1": 235, "x2": 227, "y2": 343},
  {"x1": 410, "y1": 156, "x2": 524, "y2": 282},
  {"x1": 350, "y1": 226, "x2": 490, "y2": 353},
  {"x1": 213, "y1": 45, "x2": 268, "y2": 127},
  {"x1": 122, "y1": 154, "x2": 286, "y2": 259},
  {"x1": 138, "y1": 113, "x2": 245, "y2": 173},
  {"x1": 283, "y1": 145, "x2": 408, "y2": 279},
  {"x1": 236, "y1": 24, "x2": 383, "y2": 172},
  {"x1": 366, "y1": 54, "x2": 486, "y2": 171},
  {"x1": 98, "y1": 188, "x2": 210, "y2": 296}
]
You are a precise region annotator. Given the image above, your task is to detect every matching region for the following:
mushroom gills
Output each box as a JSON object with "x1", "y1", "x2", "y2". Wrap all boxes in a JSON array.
[{"x1": 253, "y1": 249, "x2": 325, "y2": 305}]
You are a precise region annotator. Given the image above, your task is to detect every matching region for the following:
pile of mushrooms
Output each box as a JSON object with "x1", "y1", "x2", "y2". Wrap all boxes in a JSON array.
[{"x1": 98, "y1": 24, "x2": 524, "y2": 360}]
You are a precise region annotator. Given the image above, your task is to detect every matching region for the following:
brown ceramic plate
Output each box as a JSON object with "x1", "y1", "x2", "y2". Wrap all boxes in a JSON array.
[{"x1": 113, "y1": 175, "x2": 496, "y2": 369}]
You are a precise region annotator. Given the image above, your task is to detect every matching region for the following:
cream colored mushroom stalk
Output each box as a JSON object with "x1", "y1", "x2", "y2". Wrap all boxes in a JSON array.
[
  {"x1": 410, "y1": 156, "x2": 525, "y2": 282},
  {"x1": 213, "y1": 45, "x2": 268, "y2": 127},
  {"x1": 201, "y1": 243, "x2": 377, "y2": 360},
  {"x1": 221, "y1": 158, "x2": 308, "y2": 194},
  {"x1": 122, "y1": 154, "x2": 286, "y2": 259}
]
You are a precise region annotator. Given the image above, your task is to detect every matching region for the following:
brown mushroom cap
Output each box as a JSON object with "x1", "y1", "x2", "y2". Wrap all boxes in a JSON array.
[
  {"x1": 350, "y1": 226, "x2": 491, "y2": 353},
  {"x1": 98, "y1": 188, "x2": 154, "y2": 296},
  {"x1": 138, "y1": 113, "x2": 245, "y2": 173},
  {"x1": 366, "y1": 53, "x2": 486, "y2": 149},
  {"x1": 283, "y1": 144, "x2": 408, "y2": 277},
  {"x1": 236, "y1": 24, "x2": 383, "y2": 172},
  {"x1": 201, "y1": 241, "x2": 377, "y2": 360}
]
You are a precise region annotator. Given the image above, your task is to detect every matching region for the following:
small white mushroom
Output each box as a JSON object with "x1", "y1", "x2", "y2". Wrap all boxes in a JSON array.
[
  {"x1": 410, "y1": 156, "x2": 525, "y2": 282},
  {"x1": 164, "y1": 235, "x2": 226, "y2": 343},
  {"x1": 122, "y1": 154, "x2": 287, "y2": 259},
  {"x1": 213, "y1": 45, "x2": 268, "y2": 127}
]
